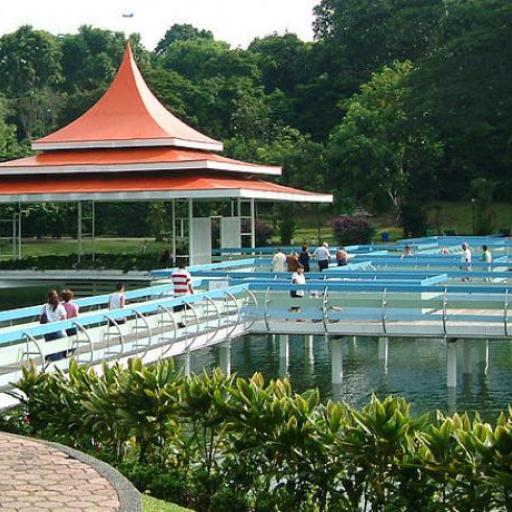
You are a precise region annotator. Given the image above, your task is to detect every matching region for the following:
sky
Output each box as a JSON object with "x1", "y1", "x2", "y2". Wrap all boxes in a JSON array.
[{"x1": 0, "y1": 0, "x2": 321, "y2": 49}]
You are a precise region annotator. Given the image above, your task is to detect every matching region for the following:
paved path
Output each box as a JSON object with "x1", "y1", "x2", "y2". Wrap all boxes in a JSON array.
[{"x1": 0, "y1": 432, "x2": 120, "y2": 511}]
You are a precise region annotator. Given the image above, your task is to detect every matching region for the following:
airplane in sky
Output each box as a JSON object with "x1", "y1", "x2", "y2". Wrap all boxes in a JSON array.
[{"x1": 122, "y1": 12, "x2": 135, "y2": 18}]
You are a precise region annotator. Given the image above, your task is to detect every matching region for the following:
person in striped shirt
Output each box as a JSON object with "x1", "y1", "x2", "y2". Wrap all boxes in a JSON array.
[{"x1": 171, "y1": 262, "x2": 194, "y2": 326}]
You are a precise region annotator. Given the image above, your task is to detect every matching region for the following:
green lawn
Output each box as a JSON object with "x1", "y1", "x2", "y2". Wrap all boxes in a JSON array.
[
  {"x1": 142, "y1": 495, "x2": 193, "y2": 512},
  {"x1": 0, "y1": 202, "x2": 509, "y2": 260}
]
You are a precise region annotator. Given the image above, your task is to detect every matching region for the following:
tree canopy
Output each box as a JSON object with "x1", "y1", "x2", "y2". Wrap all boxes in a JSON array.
[{"x1": 0, "y1": 2, "x2": 509, "y2": 233}]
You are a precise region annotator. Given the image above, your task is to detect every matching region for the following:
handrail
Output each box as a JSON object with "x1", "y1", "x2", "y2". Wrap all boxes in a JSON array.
[
  {"x1": 224, "y1": 291, "x2": 241, "y2": 339},
  {"x1": 157, "y1": 304, "x2": 178, "y2": 358},
  {"x1": 132, "y1": 309, "x2": 152, "y2": 358},
  {"x1": 263, "y1": 286, "x2": 271, "y2": 332},
  {"x1": 103, "y1": 314, "x2": 125, "y2": 360},
  {"x1": 71, "y1": 322, "x2": 94, "y2": 365}
]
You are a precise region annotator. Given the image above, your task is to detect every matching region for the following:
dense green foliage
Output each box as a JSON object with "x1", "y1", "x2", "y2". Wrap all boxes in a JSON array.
[
  {"x1": 4, "y1": 358, "x2": 512, "y2": 511},
  {"x1": 0, "y1": 0, "x2": 510, "y2": 234}
]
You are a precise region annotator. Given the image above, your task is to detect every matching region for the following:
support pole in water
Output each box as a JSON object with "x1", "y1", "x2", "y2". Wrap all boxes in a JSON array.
[
  {"x1": 446, "y1": 338, "x2": 457, "y2": 388},
  {"x1": 330, "y1": 336, "x2": 343, "y2": 385},
  {"x1": 462, "y1": 339, "x2": 472, "y2": 375},
  {"x1": 378, "y1": 336, "x2": 389, "y2": 374},
  {"x1": 279, "y1": 334, "x2": 289, "y2": 377},
  {"x1": 305, "y1": 335, "x2": 314, "y2": 364},
  {"x1": 219, "y1": 340, "x2": 232, "y2": 375},
  {"x1": 183, "y1": 351, "x2": 191, "y2": 377},
  {"x1": 476, "y1": 339, "x2": 489, "y2": 376}
]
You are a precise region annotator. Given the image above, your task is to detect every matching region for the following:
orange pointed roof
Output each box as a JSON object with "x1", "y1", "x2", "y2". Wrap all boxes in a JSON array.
[{"x1": 32, "y1": 44, "x2": 223, "y2": 152}]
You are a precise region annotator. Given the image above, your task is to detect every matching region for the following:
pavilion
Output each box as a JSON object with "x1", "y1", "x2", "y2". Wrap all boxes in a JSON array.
[{"x1": 0, "y1": 44, "x2": 332, "y2": 264}]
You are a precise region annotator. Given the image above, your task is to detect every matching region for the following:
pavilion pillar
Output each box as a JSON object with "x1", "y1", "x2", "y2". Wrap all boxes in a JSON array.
[
  {"x1": 77, "y1": 201, "x2": 83, "y2": 264},
  {"x1": 171, "y1": 199, "x2": 177, "y2": 264},
  {"x1": 188, "y1": 199, "x2": 194, "y2": 265},
  {"x1": 250, "y1": 198, "x2": 256, "y2": 249},
  {"x1": 17, "y1": 203, "x2": 22, "y2": 260}
]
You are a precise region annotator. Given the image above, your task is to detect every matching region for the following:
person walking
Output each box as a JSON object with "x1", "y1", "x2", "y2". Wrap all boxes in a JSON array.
[
  {"x1": 171, "y1": 261, "x2": 194, "y2": 327},
  {"x1": 298, "y1": 245, "x2": 311, "y2": 273},
  {"x1": 61, "y1": 289, "x2": 79, "y2": 336},
  {"x1": 481, "y1": 244, "x2": 493, "y2": 279},
  {"x1": 41, "y1": 289, "x2": 67, "y2": 361},
  {"x1": 336, "y1": 246, "x2": 348, "y2": 266},
  {"x1": 286, "y1": 251, "x2": 299, "y2": 272},
  {"x1": 289, "y1": 265, "x2": 306, "y2": 313},
  {"x1": 314, "y1": 242, "x2": 331, "y2": 272},
  {"x1": 461, "y1": 242, "x2": 472, "y2": 281},
  {"x1": 272, "y1": 248, "x2": 286, "y2": 272},
  {"x1": 109, "y1": 282, "x2": 126, "y2": 324},
  {"x1": 401, "y1": 245, "x2": 414, "y2": 258}
]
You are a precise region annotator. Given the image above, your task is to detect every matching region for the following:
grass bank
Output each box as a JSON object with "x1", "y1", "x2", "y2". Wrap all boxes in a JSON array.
[{"x1": 142, "y1": 495, "x2": 193, "y2": 512}]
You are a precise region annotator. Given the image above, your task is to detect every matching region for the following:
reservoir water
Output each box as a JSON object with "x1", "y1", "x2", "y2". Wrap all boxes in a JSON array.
[{"x1": 186, "y1": 334, "x2": 512, "y2": 421}]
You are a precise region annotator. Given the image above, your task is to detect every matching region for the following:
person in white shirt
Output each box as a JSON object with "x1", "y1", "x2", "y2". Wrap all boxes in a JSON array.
[
  {"x1": 272, "y1": 248, "x2": 287, "y2": 272},
  {"x1": 400, "y1": 245, "x2": 414, "y2": 259},
  {"x1": 313, "y1": 242, "x2": 331, "y2": 272},
  {"x1": 461, "y1": 242, "x2": 472, "y2": 281},
  {"x1": 290, "y1": 265, "x2": 306, "y2": 312},
  {"x1": 109, "y1": 282, "x2": 126, "y2": 324},
  {"x1": 41, "y1": 289, "x2": 67, "y2": 361},
  {"x1": 481, "y1": 244, "x2": 493, "y2": 280}
]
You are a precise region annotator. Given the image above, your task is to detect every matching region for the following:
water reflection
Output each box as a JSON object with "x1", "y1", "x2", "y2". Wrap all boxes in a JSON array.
[{"x1": 185, "y1": 335, "x2": 512, "y2": 421}]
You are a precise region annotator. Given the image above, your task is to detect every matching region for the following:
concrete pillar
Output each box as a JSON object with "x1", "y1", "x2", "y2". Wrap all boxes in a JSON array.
[
  {"x1": 188, "y1": 198, "x2": 194, "y2": 265},
  {"x1": 77, "y1": 201, "x2": 82, "y2": 263},
  {"x1": 351, "y1": 335, "x2": 357, "y2": 346},
  {"x1": 330, "y1": 336, "x2": 343, "y2": 385},
  {"x1": 378, "y1": 337, "x2": 389, "y2": 374},
  {"x1": 219, "y1": 340, "x2": 232, "y2": 375},
  {"x1": 476, "y1": 339, "x2": 489, "y2": 376},
  {"x1": 462, "y1": 339, "x2": 472, "y2": 375},
  {"x1": 250, "y1": 198, "x2": 256, "y2": 249},
  {"x1": 279, "y1": 334, "x2": 289, "y2": 377},
  {"x1": 446, "y1": 339, "x2": 458, "y2": 388},
  {"x1": 183, "y1": 351, "x2": 191, "y2": 377},
  {"x1": 304, "y1": 335, "x2": 314, "y2": 363}
]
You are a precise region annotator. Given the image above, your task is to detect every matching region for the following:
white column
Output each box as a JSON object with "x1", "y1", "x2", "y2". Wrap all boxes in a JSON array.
[
  {"x1": 77, "y1": 201, "x2": 82, "y2": 263},
  {"x1": 183, "y1": 351, "x2": 191, "y2": 377},
  {"x1": 446, "y1": 339, "x2": 457, "y2": 388},
  {"x1": 330, "y1": 336, "x2": 343, "y2": 385},
  {"x1": 250, "y1": 198, "x2": 256, "y2": 249},
  {"x1": 17, "y1": 203, "x2": 22, "y2": 260},
  {"x1": 378, "y1": 337, "x2": 389, "y2": 374},
  {"x1": 188, "y1": 199, "x2": 194, "y2": 265},
  {"x1": 171, "y1": 199, "x2": 176, "y2": 264},
  {"x1": 476, "y1": 339, "x2": 489, "y2": 375},
  {"x1": 279, "y1": 334, "x2": 289, "y2": 377},
  {"x1": 305, "y1": 335, "x2": 314, "y2": 364},
  {"x1": 462, "y1": 339, "x2": 472, "y2": 375},
  {"x1": 219, "y1": 340, "x2": 232, "y2": 375}
]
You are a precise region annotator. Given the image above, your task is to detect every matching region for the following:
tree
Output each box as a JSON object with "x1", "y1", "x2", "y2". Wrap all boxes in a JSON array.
[
  {"x1": 0, "y1": 97, "x2": 26, "y2": 161},
  {"x1": 155, "y1": 24, "x2": 213, "y2": 55},
  {"x1": 408, "y1": 0, "x2": 512, "y2": 199},
  {"x1": 0, "y1": 25, "x2": 62, "y2": 139},
  {"x1": 328, "y1": 61, "x2": 442, "y2": 223}
]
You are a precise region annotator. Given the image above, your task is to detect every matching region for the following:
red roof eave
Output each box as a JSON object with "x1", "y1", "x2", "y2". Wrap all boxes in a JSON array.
[{"x1": 0, "y1": 173, "x2": 333, "y2": 203}]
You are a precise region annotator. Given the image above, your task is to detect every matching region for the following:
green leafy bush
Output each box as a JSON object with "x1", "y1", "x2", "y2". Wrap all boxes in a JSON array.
[{"x1": 5, "y1": 359, "x2": 512, "y2": 512}]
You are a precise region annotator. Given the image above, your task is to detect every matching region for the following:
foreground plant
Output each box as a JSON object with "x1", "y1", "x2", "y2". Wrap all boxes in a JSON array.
[{"x1": 5, "y1": 358, "x2": 512, "y2": 512}]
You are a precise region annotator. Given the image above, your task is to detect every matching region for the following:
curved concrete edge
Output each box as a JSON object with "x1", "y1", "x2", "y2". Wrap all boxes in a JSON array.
[
  {"x1": 4, "y1": 432, "x2": 142, "y2": 512},
  {"x1": 46, "y1": 441, "x2": 143, "y2": 512}
]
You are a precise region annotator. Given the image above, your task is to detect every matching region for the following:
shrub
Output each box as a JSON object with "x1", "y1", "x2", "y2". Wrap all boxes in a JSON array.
[
  {"x1": 330, "y1": 215, "x2": 375, "y2": 245},
  {"x1": 7, "y1": 359, "x2": 512, "y2": 512},
  {"x1": 255, "y1": 221, "x2": 274, "y2": 246}
]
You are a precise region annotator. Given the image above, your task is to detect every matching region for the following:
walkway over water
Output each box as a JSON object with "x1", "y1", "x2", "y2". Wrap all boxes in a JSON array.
[{"x1": 0, "y1": 235, "x2": 510, "y2": 398}]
